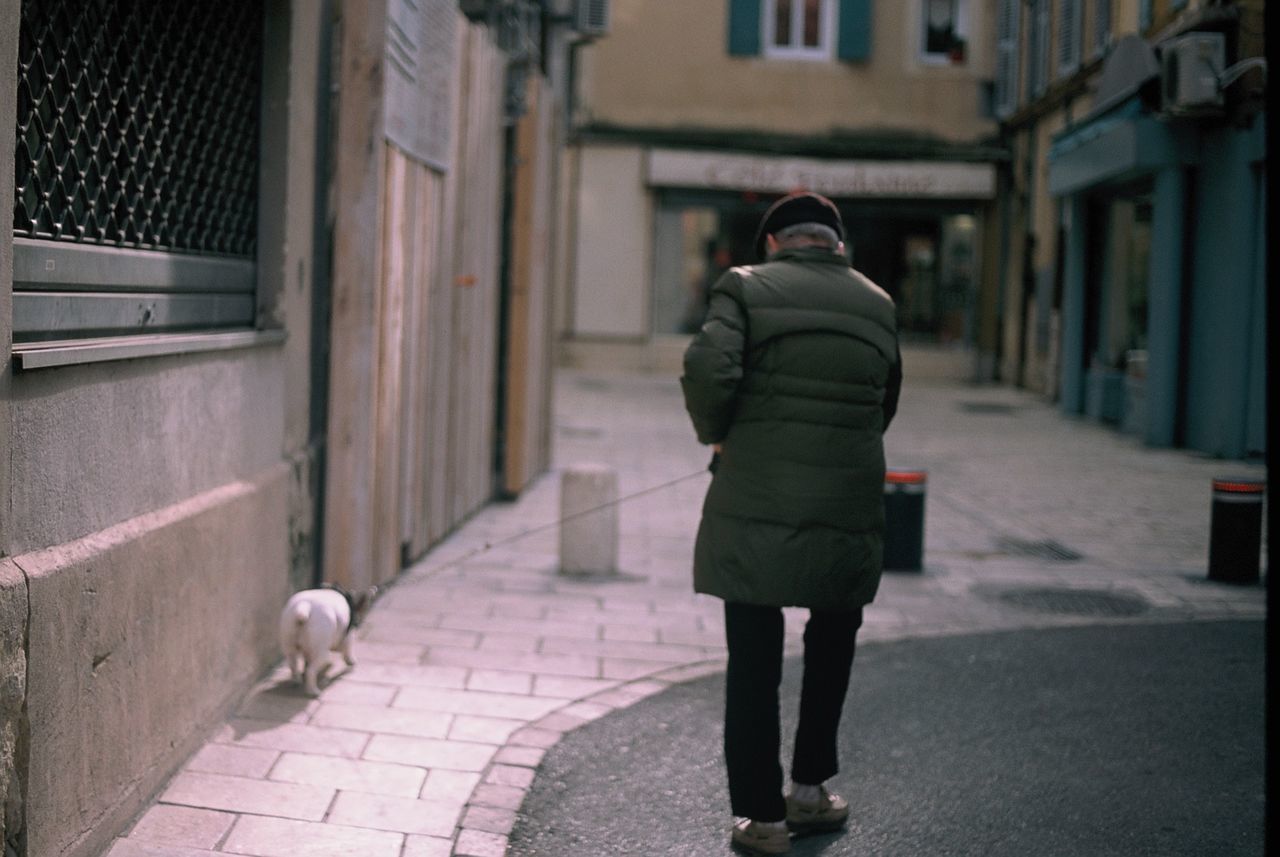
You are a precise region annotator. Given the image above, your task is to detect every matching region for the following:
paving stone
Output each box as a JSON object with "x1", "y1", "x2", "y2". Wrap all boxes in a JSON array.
[
  {"x1": 219, "y1": 815, "x2": 403, "y2": 857},
  {"x1": 454, "y1": 829, "x2": 509, "y2": 857},
  {"x1": 402, "y1": 834, "x2": 456, "y2": 857},
  {"x1": 160, "y1": 772, "x2": 334, "y2": 821},
  {"x1": 363, "y1": 625, "x2": 481, "y2": 648},
  {"x1": 340, "y1": 662, "x2": 469, "y2": 689},
  {"x1": 600, "y1": 623, "x2": 659, "y2": 642},
  {"x1": 104, "y1": 841, "x2": 224, "y2": 857},
  {"x1": 348, "y1": 640, "x2": 429, "y2": 664},
  {"x1": 438, "y1": 613, "x2": 598, "y2": 640},
  {"x1": 531, "y1": 674, "x2": 619, "y2": 699},
  {"x1": 393, "y1": 686, "x2": 569, "y2": 720},
  {"x1": 600, "y1": 657, "x2": 673, "y2": 680},
  {"x1": 310, "y1": 702, "x2": 453, "y2": 739},
  {"x1": 364, "y1": 734, "x2": 497, "y2": 772},
  {"x1": 485, "y1": 765, "x2": 536, "y2": 788},
  {"x1": 559, "y1": 701, "x2": 613, "y2": 722},
  {"x1": 422, "y1": 647, "x2": 601, "y2": 678},
  {"x1": 448, "y1": 714, "x2": 525, "y2": 744},
  {"x1": 268, "y1": 752, "x2": 426, "y2": 797},
  {"x1": 466, "y1": 669, "x2": 535, "y2": 694},
  {"x1": 235, "y1": 687, "x2": 318, "y2": 723},
  {"x1": 540, "y1": 636, "x2": 708, "y2": 663},
  {"x1": 475, "y1": 632, "x2": 542, "y2": 653},
  {"x1": 492, "y1": 745, "x2": 546, "y2": 768},
  {"x1": 462, "y1": 804, "x2": 518, "y2": 835},
  {"x1": 420, "y1": 768, "x2": 483, "y2": 802},
  {"x1": 469, "y1": 783, "x2": 527, "y2": 810},
  {"x1": 315, "y1": 680, "x2": 399, "y2": 706},
  {"x1": 213, "y1": 719, "x2": 370, "y2": 759},
  {"x1": 326, "y1": 791, "x2": 462, "y2": 837},
  {"x1": 184, "y1": 744, "x2": 279, "y2": 778},
  {"x1": 507, "y1": 726, "x2": 562, "y2": 749},
  {"x1": 125, "y1": 805, "x2": 236, "y2": 849}
]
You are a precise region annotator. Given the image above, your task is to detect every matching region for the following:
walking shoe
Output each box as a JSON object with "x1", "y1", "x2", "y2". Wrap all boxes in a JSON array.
[
  {"x1": 730, "y1": 818, "x2": 791, "y2": 855},
  {"x1": 785, "y1": 786, "x2": 849, "y2": 835}
]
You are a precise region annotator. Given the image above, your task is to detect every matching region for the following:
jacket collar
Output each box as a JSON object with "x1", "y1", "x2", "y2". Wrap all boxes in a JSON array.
[{"x1": 767, "y1": 247, "x2": 850, "y2": 266}]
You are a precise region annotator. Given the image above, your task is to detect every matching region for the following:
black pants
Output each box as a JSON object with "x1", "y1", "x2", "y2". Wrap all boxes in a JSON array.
[{"x1": 723, "y1": 601, "x2": 864, "y2": 822}]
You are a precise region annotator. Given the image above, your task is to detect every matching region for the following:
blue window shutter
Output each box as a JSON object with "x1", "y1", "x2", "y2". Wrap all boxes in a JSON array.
[
  {"x1": 837, "y1": 0, "x2": 872, "y2": 61},
  {"x1": 728, "y1": 0, "x2": 762, "y2": 56}
]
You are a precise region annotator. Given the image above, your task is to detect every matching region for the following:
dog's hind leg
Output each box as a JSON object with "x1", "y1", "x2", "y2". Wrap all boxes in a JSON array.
[{"x1": 340, "y1": 633, "x2": 356, "y2": 667}]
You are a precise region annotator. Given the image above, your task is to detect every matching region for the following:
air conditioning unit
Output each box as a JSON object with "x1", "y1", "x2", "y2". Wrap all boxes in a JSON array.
[
  {"x1": 575, "y1": 0, "x2": 609, "y2": 39},
  {"x1": 1159, "y1": 32, "x2": 1225, "y2": 115}
]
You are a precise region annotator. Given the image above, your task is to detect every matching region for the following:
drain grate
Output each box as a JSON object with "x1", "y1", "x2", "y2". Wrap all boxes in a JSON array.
[
  {"x1": 997, "y1": 537, "x2": 1084, "y2": 562},
  {"x1": 982, "y1": 586, "x2": 1150, "y2": 617},
  {"x1": 959, "y1": 402, "x2": 1018, "y2": 414}
]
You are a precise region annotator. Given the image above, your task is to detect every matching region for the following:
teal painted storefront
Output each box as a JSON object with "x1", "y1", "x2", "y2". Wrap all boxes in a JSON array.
[{"x1": 1048, "y1": 97, "x2": 1266, "y2": 460}]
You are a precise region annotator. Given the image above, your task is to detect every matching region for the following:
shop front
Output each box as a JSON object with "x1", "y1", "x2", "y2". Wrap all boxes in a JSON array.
[
  {"x1": 568, "y1": 143, "x2": 998, "y2": 368},
  {"x1": 1049, "y1": 81, "x2": 1266, "y2": 459}
]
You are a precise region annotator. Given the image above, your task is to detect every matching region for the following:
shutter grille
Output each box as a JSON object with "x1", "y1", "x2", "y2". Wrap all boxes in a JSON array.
[{"x1": 12, "y1": 0, "x2": 262, "y2": 344}]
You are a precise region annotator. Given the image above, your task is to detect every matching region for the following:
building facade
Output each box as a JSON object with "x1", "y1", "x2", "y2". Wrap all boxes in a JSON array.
[
  {"x1": 0, "y1": 2, "x2": 578, "y2": 855},
  {"x1": 559, "y1": 0, "x2": 1006, "y2": 373},
  {"x1": 991, "y1": 0, "x2": 1266, "y2": 459}
]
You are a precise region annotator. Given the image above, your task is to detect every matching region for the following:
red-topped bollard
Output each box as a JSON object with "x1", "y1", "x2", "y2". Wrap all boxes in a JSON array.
[
  {"x1": 1208, "y1": 477, "x2": 1265, "y2": 585},
  {"x1": 884, "y1": 469, "x2": 927, "y2": 572}
]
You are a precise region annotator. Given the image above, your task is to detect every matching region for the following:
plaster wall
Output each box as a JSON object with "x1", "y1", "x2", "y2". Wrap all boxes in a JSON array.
[
  {"x1": 578, "y1": 1, "x2": 997, "y2": 143},
  {"x1": 571, "y1": 146, "x2": 650, "y2": 338},
  {"x1": 5, "y1": 348, "x2": 284, "y2": 558},
  {"x1": 15, "y1": 467, "x2": 288, "y2": 857},
  {"x1": 0, "y1": 562, "x2": 26, "y2": 857}
]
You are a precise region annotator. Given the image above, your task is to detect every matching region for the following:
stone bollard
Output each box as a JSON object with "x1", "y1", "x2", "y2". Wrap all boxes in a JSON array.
[{"x1": 559, "y1": 464, "x2": 619, "y2": 576}]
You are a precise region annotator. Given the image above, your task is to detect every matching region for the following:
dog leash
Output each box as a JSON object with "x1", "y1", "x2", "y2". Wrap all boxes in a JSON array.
[{"x1": 416, "y1": 467, "x2": 712, "y2": 578}]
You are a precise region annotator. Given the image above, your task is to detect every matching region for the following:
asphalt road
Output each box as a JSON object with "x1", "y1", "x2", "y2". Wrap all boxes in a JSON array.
[{"x1": 507, "y1": 620, "x2": 1264, "y2": 857}]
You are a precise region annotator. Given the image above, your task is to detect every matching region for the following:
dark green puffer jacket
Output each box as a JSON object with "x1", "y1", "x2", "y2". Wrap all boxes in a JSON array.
[{"x1": 680, "y1": 247, "x2": 901, "y2": 610}]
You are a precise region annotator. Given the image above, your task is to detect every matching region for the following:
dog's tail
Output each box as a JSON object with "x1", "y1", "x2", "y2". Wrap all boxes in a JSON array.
[{"x1": 290, "y1": 601, "x2": 311, "y2": 626}]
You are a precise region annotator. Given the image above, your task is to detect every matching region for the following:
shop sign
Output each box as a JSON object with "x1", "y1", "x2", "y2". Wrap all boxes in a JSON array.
[{"x1": 647, "y1": 149, "x2": 996, "y2": 199}]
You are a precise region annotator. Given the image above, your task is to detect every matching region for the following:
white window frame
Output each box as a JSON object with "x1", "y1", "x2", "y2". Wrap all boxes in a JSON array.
[
  {"x1": 763, "y1": 0, "x2": 837, "y2": 61},
  {"x1": 920, "y1": 0, "x2": 970, "y2": 66}
]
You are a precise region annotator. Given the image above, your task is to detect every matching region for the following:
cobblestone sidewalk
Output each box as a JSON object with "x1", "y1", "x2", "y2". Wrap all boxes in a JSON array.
[{"x1": 105, "y1": 359, "x2": 1266, "y2": 857}]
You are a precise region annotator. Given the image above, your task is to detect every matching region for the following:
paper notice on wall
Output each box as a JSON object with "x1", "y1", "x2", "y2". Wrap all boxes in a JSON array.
[{"x1": 385, "y1": 0, "x2": 457, "y2": 172}]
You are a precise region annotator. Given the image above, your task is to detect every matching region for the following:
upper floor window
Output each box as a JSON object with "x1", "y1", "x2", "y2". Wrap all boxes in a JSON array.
[
  {"x1": 1094, "y1": 0, "x2": 1112, "y2": 57},
  {"x1": 922, "y1": 0, "x2": 968, "y2": 65},
  {"x1": 764, "y1": 0, "x2": 836, "y2": 59},
  {"x1": 727, "y1": 0, "x2": 872, "y2": 63}
]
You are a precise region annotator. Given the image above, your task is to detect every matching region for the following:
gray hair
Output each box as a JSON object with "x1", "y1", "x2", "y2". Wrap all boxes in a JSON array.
[{"x1": 773, "y1": 222, "x2": 841, "y2": 248}]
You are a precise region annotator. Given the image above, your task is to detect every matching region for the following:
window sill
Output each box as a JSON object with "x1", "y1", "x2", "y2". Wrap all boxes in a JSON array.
[{"x1": 12, "y1": 328, "x2": 287, "y2": 371}]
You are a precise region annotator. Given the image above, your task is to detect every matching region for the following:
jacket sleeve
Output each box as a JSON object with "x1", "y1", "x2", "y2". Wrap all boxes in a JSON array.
[
  {"x1": 881, "y1": 342, "x2": 903, "y2": 431},
  {"x1": 680, "y1": 271, "x2": 747, "y2": 444}
]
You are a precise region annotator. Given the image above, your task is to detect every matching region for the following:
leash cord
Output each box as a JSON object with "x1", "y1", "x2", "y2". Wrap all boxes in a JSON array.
[{"x1": 420, "y1": 468, "x2": 710, "y2": 577}]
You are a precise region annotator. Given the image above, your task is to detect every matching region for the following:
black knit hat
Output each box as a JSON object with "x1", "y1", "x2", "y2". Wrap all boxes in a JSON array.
[{"x1": 753, "y1": 191, "x2": 845, "y2": 261}]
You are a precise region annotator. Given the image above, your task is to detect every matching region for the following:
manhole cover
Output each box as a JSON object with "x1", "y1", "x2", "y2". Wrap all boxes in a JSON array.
[
  {"x1": 997, "y1": 537, "x2": 1084, "y2": 561},
  {"x1": 982, "y1": 586, "x2": 1150, "y2": 617},
  {"x1": 959, "y1": 402, "x2": 1018, "y2": 414}
]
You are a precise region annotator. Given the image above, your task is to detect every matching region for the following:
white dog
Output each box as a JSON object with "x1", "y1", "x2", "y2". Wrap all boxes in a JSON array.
[{"x1": 279, "y1": 585, "x2": 376, "y2": 696}]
